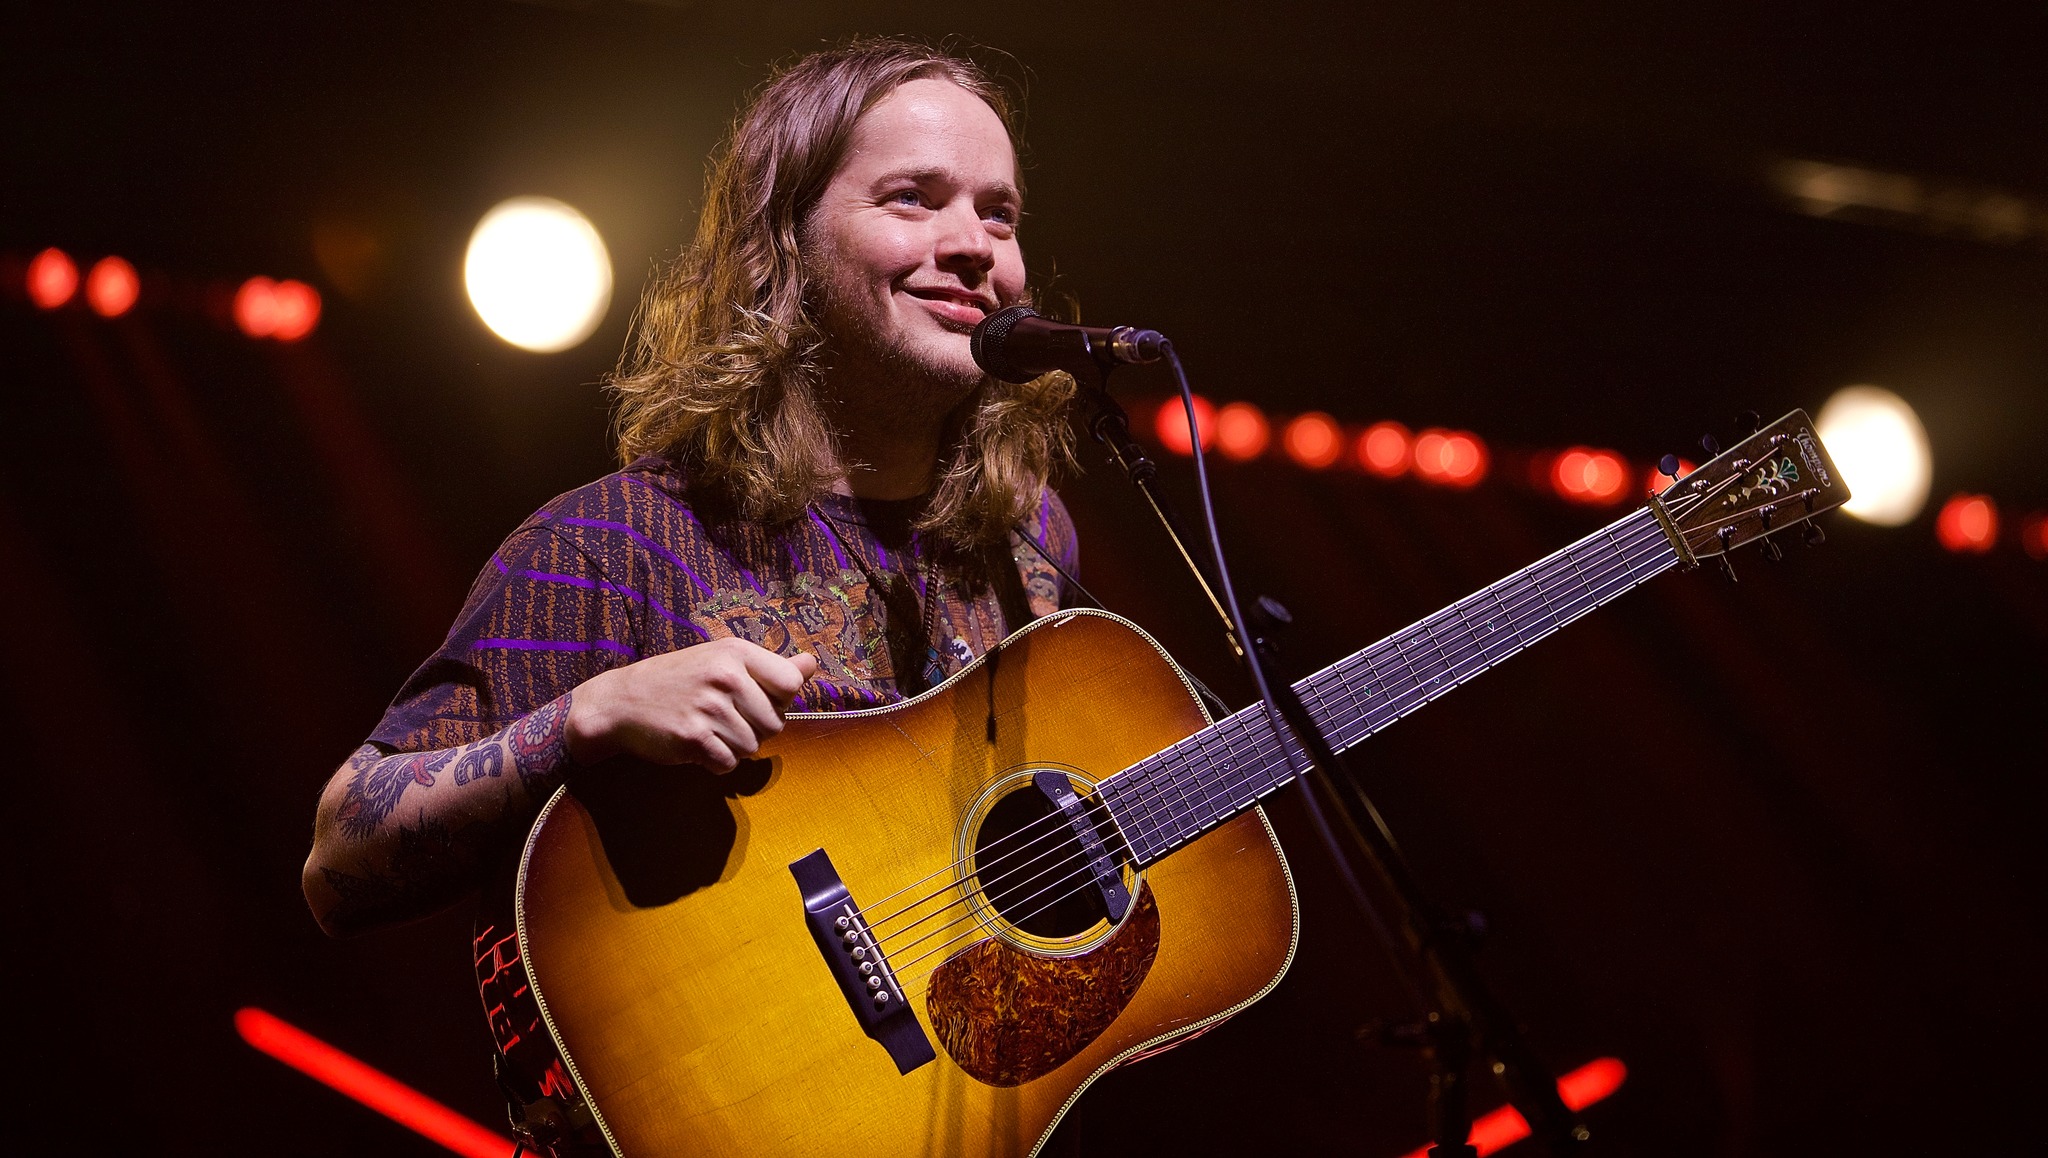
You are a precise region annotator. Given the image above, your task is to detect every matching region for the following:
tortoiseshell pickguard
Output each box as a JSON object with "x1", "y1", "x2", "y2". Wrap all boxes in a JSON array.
[{"x1": 925, "y1": 883, "x2": 1160, "y2": 1087}]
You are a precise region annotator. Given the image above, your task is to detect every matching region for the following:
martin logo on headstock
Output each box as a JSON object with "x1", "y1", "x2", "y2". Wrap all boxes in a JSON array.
[{"x1": 1648, "y1": 410, "x2": 1851, "y2": 578}]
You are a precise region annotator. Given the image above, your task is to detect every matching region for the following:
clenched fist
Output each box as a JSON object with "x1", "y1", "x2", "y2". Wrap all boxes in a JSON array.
[{"x1": 564, "y1": 638, "x2": 820, "y2": 772}]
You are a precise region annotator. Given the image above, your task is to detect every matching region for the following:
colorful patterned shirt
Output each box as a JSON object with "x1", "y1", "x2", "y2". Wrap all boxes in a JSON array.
[{"x1": 361, "y1": 455, "x2": 1076, "y2": 1143}]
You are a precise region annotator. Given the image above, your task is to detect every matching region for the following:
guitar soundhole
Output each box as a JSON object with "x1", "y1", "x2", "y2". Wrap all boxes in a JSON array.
[{"x1": 973, "y1": 785, "x2": 1110, "y2": 939}]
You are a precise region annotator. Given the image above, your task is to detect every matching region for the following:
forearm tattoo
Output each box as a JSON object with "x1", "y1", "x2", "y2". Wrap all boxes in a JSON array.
[{"x1": 318, "y1": 692, "x2": 575, "y2": 930}]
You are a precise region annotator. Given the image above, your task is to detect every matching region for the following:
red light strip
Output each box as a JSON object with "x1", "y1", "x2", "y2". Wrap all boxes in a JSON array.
[
  {"x1": 234, "y1": 1007, "x2": 515, "y2": 1158},
  {"x1": 1396, "y1": 1057, "x2": 1628, "y2": 1158}
]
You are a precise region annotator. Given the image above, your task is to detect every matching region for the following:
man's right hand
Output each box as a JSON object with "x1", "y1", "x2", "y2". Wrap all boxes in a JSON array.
[{"x1": 565, "y1": 638, "x2": 821, "y2": 771}]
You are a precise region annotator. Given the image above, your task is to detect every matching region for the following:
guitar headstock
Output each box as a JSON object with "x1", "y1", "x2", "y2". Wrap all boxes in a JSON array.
[{"x1": 1651, "y1": 410, "x2": 1851, "y2": 566}]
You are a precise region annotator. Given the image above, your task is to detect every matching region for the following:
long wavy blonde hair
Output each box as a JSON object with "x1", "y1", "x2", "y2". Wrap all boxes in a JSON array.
[{"x1": 609, "y1": 37, "x2": 1075, "y2": 555}]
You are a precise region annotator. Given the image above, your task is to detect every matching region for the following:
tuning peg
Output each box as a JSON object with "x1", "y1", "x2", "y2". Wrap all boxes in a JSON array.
[
  {"x1": 1718, "y1": 555, "x2": 1739, "y2": 582},
  {"x1": 1803, "y1": 522, "x2": 1826, "y2": 547},
  {"x1": 1734, "y1": 410, "x2": 1761, "y2": 438},
  {"x1": 1701, "y1": 433, "x2": 1722, "y2": 457},
  {"x1": 1760, "y1": 537, "x2": 1784, "y2": 563},
  {"x1": 1658, "y1": 453, "x2": 1681, "y2": 478}
]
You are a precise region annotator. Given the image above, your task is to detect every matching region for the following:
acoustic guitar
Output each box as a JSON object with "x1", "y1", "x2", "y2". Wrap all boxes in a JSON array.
[{"x1": 514, "y1": 411, "x2": 1847, "y2": 1156}]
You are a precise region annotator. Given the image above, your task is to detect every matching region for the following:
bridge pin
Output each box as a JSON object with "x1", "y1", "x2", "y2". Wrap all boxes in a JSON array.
[
  {"x1": 868, "y1": 977, "x2": 883, "y2": 990},
  {"x1": 873, "y1": 992, "x2": 890, "y2": 1007}
]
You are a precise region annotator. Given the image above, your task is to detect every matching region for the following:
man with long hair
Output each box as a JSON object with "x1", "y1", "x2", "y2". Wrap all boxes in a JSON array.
[{"x1": 302, "y1": 37, "x2": 1078, "y2": 1151}]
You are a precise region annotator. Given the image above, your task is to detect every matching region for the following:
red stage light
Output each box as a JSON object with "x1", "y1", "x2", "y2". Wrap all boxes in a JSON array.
[
  {"x1": 1935, "y1": 493, "x2": 1998, "y2": 553},
  {"x1": 85, "y1": 256, "x2": 140, "y2": 318},
  {"x1": 27, "y1": 248, "x2": 78, "y2": 309},
  {"x1": 1283, "y1": 412, "x2": 1343, "y2": 469},
  {"x1": 1424, "y1": 429, "x2": 1489, "y2": 488},
  {"x1": 235, "y1": 276, "x2": 278, "y2": 337},
  {"x1": 1357, "y1": 421, "x2": 1412, "y2": 478},
  {"x1": 1396, "y1": 1057, "x2": 1627, "y2": 1158},
  {"x1": 1646, "y1": 457, "x2": 1697, "y2": 496},
  {"x1": 270, "y1": 278, "x2": 322, "y2": 340},
  {"x1": 1551, "y1": 447, "x2": 1630, "y2": 505},
  {"x1": 1154, "y1": 394, "x2": 1217, "y2": 456},
  {"x1": 1216, "y1": 401, "x2": 1271, "y2": 461},
  {"x1": 235, "y1": 1007, "x2": 515, "y2": 1158},
  {"x1": 2022, "y1": 512, "x2": 2048, "y2": 561}
]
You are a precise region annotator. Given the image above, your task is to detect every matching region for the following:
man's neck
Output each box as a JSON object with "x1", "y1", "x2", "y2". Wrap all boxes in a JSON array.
[{"x1": 831, "y1": 417, "x2": 945, "y2": 501}]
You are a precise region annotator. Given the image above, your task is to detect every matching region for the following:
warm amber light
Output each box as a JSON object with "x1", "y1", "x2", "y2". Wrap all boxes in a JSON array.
[
  {"x1": 85, "y1": 256, "x2": 140, "y2": 317},
  {"x1": 1282, "y1": 412, "x2": 1343, "y2": 469},
  {"x1": 465, "y1": 196, "x2": 613, "y2": 352},
  {"x1": 1154, "y1": 395, "x2": 1217, "y2": 456},
  {"x1": 1357, "y1": 421, "x2": 1411, "y2": 477},
  {"x1": 1935, "y1": 494, "x2": 1998, "y2": 553},
  {"x1": 1215, "y1": 402, "x2": 1271, "y2": 461},
  {"x1": 1815, "y1": 385, "x2": 1932, "y2": 526},
  {"x1": 27, "y1": 248, "x2": 78, "y2": 309}
]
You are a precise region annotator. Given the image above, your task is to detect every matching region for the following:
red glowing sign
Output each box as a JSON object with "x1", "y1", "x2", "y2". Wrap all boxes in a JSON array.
[
  {"x1": 1935, "y1": 494, "x2": 1999, "y2": 553},
  {"x1": 1396, "y1": 1057, "x2": 1628, "y2": 1158},
  {"x1": 1357, "y1": 421, "x2": 1412, "y2": 478},
  {"x1": 1154, "y1": 394, "x2": 1217, "y2": 456},
  {"x1": 85, "y1": 256, "x2": 140, "y2": 318},
  {"x1": 27, "y1": 248, "x2": 78, "y2": 309},
  {"x1": 234, "y1": 1007, "x2": 515, "y2": 1158},
  {"x1": 1283, "y1": 411, "x2": 1344, "y2": 469},
  {"x1": 235, "y1": 276, "x2": 323, "y2": 340},
  {"x1": 1550, "y1": 448, "x2": 1631, "y2": 505},
  {"x1": 1414, "y1": 428, "x2": 1488, "y2": 488},
  {"x1": 1216, "y1": 401, "x2": 1271, "y2": 461}
]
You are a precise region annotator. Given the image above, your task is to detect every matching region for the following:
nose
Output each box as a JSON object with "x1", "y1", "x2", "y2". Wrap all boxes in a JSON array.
[{"x1": 934, "y1": 203, "x2": 994, "y2": 275}]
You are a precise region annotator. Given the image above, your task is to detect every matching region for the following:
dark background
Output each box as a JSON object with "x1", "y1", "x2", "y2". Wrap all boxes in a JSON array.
[{"x1": 3, "y1": 2, "x2": 2043, "y2": 1154}]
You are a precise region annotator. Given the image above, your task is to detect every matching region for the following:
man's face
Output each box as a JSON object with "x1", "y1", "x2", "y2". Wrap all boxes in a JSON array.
[{"x1": 805, "y1": 77, "x2": 1027, "y2": 413}]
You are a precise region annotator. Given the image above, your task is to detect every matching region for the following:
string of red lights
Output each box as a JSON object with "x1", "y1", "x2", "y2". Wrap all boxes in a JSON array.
[
  {"x1": 1150, "y1": 396, "x2": 2045, "y2": 560},
  {"x1": 17, "y1": 246, "x2": 321, "y2": 339}
]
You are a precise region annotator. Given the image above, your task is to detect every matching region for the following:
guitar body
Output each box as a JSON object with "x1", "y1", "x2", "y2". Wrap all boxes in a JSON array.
[{"x1": 517, "y1": 609, "x2": 1300, "y2": 1157}]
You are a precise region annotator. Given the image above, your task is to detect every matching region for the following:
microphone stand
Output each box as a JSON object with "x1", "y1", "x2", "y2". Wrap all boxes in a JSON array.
[{"x1": 1081, "y1": 382, "x2": 1587, "y2": 1156}]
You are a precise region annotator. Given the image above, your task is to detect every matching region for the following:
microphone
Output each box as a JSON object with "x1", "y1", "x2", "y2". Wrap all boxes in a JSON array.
[{"x1": 970, "y1": 306, "x2": 1168, "y2": 384}]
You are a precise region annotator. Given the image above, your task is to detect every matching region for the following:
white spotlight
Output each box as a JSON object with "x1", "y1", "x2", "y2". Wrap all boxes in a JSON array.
[
  {"x1": 464, "y1": 196, "x2": 613, "y2": 353},
  {"x1": 1814, "y1": 385, "x2": 1933, "y2": 526}
]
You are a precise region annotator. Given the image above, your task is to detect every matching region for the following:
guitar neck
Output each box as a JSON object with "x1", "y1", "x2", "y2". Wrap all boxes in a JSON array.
[{"x1": 1099, "y1": 505, "x2": 1681, "y2": 867}]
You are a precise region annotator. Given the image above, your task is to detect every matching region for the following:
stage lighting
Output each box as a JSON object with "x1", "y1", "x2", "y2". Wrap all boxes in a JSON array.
[
  {"x1": 1414, "y1": 429, "x2": 1488, "y2": 488},
  {"x1": 85, "y1": 256, "x2": 139, "y2": 318},
  {"x1": 464, "y1": 196, "x2": 613, "y2": 353},
  {"x1": 1216, "y1": 401, "x2": 1270, "y2": 461},
  {"x1": 269, "y1": 279, "x2": 322, "y2": 341},
  {"x1": 1283, "y1": 412, "x2": 1343, "y2": 469},
  {"x1": 1935, "y1": 494, "x2": 1998, "y2": 553},
  {"x1": 2023, "y1": 513, "x2": 2048, "y2": 562},
  {"x1": 1814, "y1": 385, "x2": 1931, "y2": 526},
  {"x1": 1551, "y1": 448, "x2": 1630, "y2": 504},
  {"x1": 1357, "y1": 421, "x2": 1411, "y2": 478},
  {"x1": 27, "y1": 248, "x2": 77, "y2": 309},
  {"x1": 1154, "y1": 395, "x2": 1217, "y2": 455}
]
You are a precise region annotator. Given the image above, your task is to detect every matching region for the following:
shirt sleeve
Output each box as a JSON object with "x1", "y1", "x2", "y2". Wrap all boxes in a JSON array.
[
  {"x1": 1014, "y1": 486, "x2": 1080, "y2": 619},
  {"x1": 367, "y1": 521, "x2": 641, "y2": 753}
]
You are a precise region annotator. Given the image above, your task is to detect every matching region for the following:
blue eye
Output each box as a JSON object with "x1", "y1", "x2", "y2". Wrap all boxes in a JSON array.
[{"x1": 888, "y1": 189, "x2": 925, "y2": 207}]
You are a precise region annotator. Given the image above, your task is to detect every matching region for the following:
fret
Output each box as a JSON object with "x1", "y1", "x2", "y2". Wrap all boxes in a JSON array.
[{"x1": 1113, "y1": 509, "x2": 1679, "y2": 869}]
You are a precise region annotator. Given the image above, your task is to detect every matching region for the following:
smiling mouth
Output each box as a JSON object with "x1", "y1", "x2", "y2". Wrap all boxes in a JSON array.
[{"x1": 905, "y1": 289, "x2": 994, "y2": 321}]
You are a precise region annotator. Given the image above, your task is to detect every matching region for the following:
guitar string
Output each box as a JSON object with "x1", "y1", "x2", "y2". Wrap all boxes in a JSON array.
[
  {"x1": 857, "y1": 496, "x2": 1701, "y2": 935},
  {"x1": 869, "y1": 513, "x2": 1682, "y2": 978},
  {"x1": 863, "y1": 508, "x2": 1682, "y2": 955},
  {"x1": 857, "y1": 491, "x2": 1705, "y2": 933},
  {"x1": 888, "y1": 513, "x2": 1683, "y2": 992}
]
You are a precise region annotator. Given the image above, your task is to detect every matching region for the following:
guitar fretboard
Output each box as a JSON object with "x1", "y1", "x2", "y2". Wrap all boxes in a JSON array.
[{"x1": 1097, "y1": 506, "x2": 1680, "y2": 867}]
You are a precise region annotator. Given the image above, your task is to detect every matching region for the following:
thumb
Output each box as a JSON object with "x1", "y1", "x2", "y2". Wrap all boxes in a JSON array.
[{"x1": 791, "y1": 652, "x2": 821, "y2": 681}]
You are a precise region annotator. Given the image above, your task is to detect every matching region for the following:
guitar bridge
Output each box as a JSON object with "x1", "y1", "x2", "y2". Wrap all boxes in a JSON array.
[{"x1": 790, "y1": 849, "x2": 936, "y2": 1075}]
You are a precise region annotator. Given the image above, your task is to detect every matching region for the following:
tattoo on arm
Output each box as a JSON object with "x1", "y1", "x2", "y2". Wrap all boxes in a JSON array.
[{"x1": 317, "y1": 692, "x2": 575, "y2": 931}]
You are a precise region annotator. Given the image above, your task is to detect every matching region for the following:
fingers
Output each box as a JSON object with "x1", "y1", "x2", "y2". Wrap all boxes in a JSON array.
[{"x1": 741, "y1": 646, "x2": 818, "y2": 707}]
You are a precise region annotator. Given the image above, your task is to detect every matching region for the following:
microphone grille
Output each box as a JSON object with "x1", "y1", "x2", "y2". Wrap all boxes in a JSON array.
[{"x1": 970, "y1": 305, "x2": 1040, "y2": 384}]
